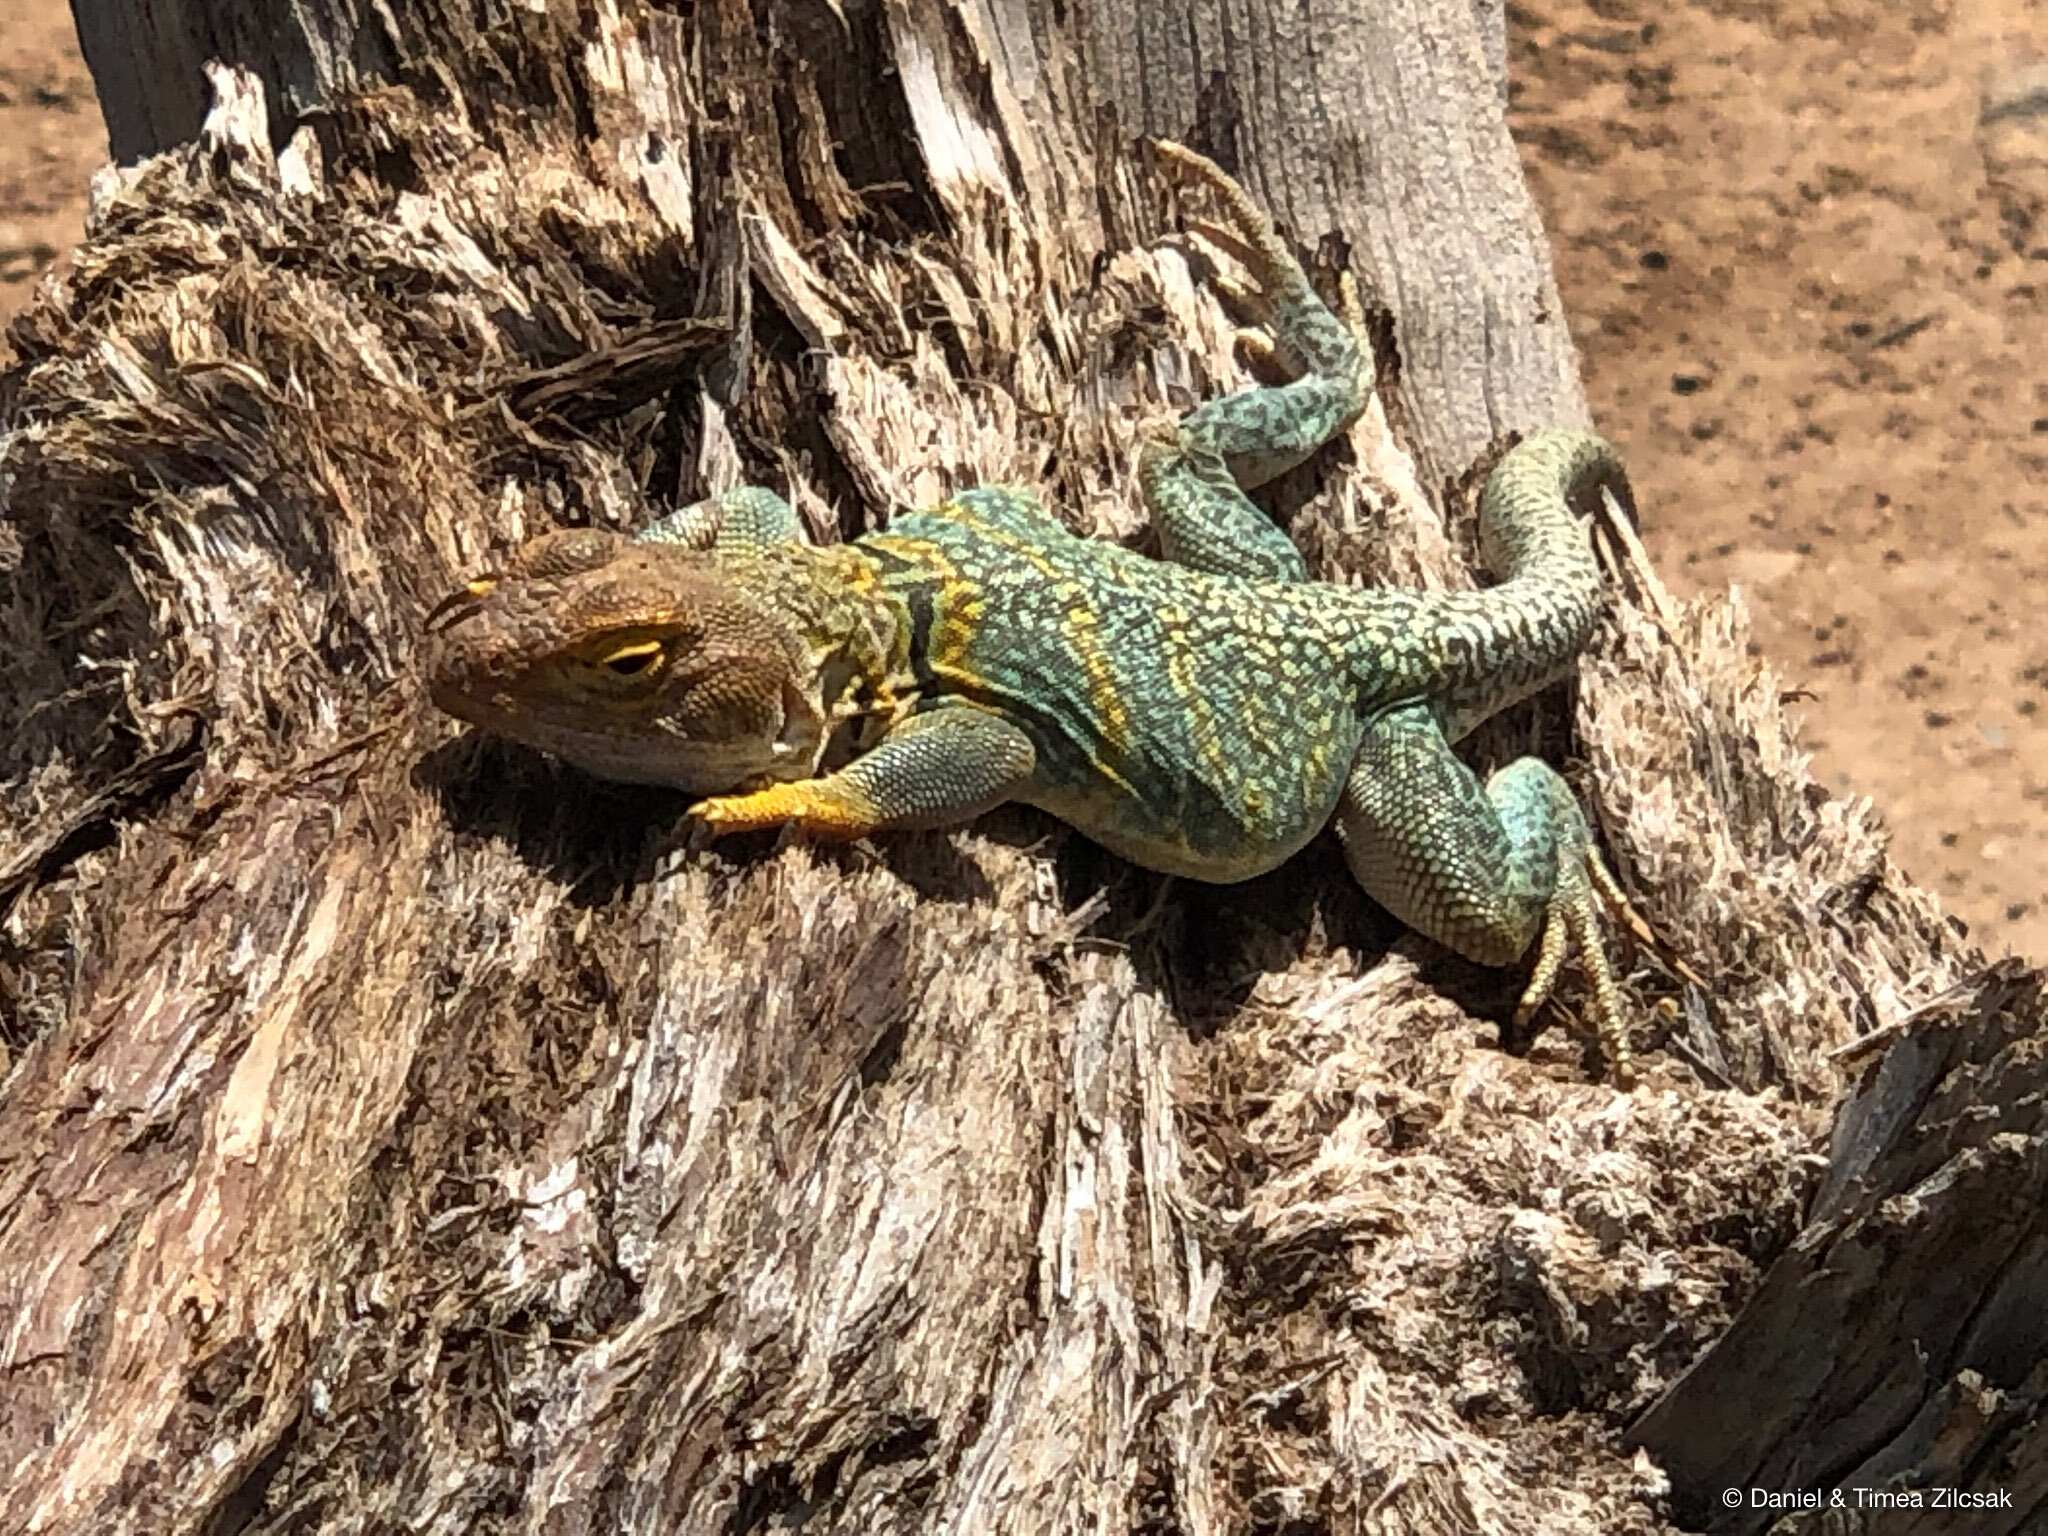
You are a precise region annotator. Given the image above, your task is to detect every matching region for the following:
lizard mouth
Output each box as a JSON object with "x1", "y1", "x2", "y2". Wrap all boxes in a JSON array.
[
  {"x1": 419, "y1": 533, "x2": 839, "y2": 793},
  {"x1": 421, "y1": 610, "x2": 824, "y2": 794}
]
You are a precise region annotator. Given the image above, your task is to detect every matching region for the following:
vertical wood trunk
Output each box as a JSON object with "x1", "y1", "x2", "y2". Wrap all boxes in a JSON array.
[{"x1": 2, "y1": 1, "x2": 2031, "y2": 1533}]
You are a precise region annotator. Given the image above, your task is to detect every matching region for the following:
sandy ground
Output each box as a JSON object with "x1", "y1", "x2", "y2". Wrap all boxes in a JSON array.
[
  {"x1": 1512, "y1": 0, "x2": 2048, "y2": 960},
  {"x1": 4, "y1": 0, "x2": 2041, "y2": 959},
  {"x1": 0, "y1": 6, "x2": 101, "y2": 323}
]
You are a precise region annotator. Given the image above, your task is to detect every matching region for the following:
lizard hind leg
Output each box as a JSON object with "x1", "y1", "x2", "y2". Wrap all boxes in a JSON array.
[
  {"x1": 1335, "y1": 702, "x2": 1637, "y2": 1085},
  {"x1": 1142, "y1": 141, "x2": 1374, "y2": 581},
  {"x1": 1152, "y1": 139, "x2": 1375, "y2": 491},
  {"x1": 1137, "y1": 428, "x2": 1309, "y2": 583}
]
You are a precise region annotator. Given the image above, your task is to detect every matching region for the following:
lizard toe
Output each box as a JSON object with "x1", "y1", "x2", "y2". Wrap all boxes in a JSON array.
[
  {"x1": 689, "y1": 783, "x2": 880, "y2": 841},
  {"x1": 1565, "y1": 878, "x2": 1635, "y2": 1088},
  {"x1": 1514, "y1": 852, "x2": 1637, "y2": 1088}
]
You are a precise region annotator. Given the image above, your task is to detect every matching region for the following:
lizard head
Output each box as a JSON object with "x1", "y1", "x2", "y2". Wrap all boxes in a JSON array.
[{"x1": 421, "y1": 528, "x2": 828, "y2": 791}]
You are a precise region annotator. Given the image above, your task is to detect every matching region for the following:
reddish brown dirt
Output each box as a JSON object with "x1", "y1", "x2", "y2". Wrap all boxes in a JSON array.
[
  {"x1": 1511, "y1": 0, "x2": 2048, "y2": 960},
  {"x1": 6, "y1": 0, "x2": 2040, "y2": 959},
  {"x1": 0, "y1": 5, "x2": 102, "y2": 334}
]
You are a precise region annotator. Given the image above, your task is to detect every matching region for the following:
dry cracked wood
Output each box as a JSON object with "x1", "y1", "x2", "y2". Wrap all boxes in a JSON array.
[{"x1": 0, "y1": 1, "x2": 2031, "y2": 1532}]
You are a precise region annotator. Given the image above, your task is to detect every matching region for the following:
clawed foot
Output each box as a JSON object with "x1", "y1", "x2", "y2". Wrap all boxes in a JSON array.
[
  {"x1": 1151, "y1": 139, "x2": 1292, "y2": 289},
  {"x1": 1514, "y1": 845, "x2": 1655, "y2": 1087},
  {"x1": 1152, "y1": 138, "x2": 1373, "y2": 337},
  {"x1": 689, "y1": 781, "x2": 881, "y2": 841},
  {"x1": 1155, "y1": 141, "x2": 1305, "y2": 365},
  {"x1": 1146, "y1": 138, "x2": 1374, "y2": 493}
]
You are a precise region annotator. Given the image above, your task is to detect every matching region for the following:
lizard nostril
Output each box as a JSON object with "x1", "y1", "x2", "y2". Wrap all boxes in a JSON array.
[{"x1": 424, "y1": 578, "x2": 498, "y2": 633}]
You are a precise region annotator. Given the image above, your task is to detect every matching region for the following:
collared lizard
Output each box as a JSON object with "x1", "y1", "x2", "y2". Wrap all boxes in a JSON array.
[{"x1": 424, "y1": 141, "x2": 1643, "y2": 1083}]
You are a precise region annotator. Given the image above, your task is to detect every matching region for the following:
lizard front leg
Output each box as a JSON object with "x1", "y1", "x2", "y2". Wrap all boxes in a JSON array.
[
  {"x1": 691, "y1": 703, "x2": 1037, "y2": 840},
  {"x1": 1335, "y1": 701, "x2": 1637, "y2": 1085},
  {"x1": 636, "y1": 486, "x2": 804, "y2": 555}
]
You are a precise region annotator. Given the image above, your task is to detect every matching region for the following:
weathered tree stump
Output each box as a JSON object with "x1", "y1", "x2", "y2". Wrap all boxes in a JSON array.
[{"x1": 0, "y1": 1, "x2": 2034, "y2": 1532}]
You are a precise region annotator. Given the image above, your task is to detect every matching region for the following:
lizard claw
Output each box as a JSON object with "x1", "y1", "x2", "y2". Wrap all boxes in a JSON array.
[{"x1": 1514, "y1": 844, "x2": 1639, "y2": 1087}]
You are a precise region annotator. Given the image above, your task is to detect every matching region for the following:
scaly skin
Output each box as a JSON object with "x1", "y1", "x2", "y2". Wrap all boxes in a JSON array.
[{"x1": 423, "y1": 141, "x2": 1644, "y2": 1084}]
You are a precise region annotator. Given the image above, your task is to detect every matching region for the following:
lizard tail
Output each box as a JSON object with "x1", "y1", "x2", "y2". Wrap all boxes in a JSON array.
[
  {"x1": 1478, "y1": 427, "x2": 1628, "y2": 594},
  {"x1": 1382, "y1": 428, "x2": 1624, "y2": 740}
]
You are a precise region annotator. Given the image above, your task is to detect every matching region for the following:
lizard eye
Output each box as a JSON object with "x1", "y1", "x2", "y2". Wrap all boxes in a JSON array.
[{"x1": 597, "y1": 640, "x2": 664, "y2": 677}]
